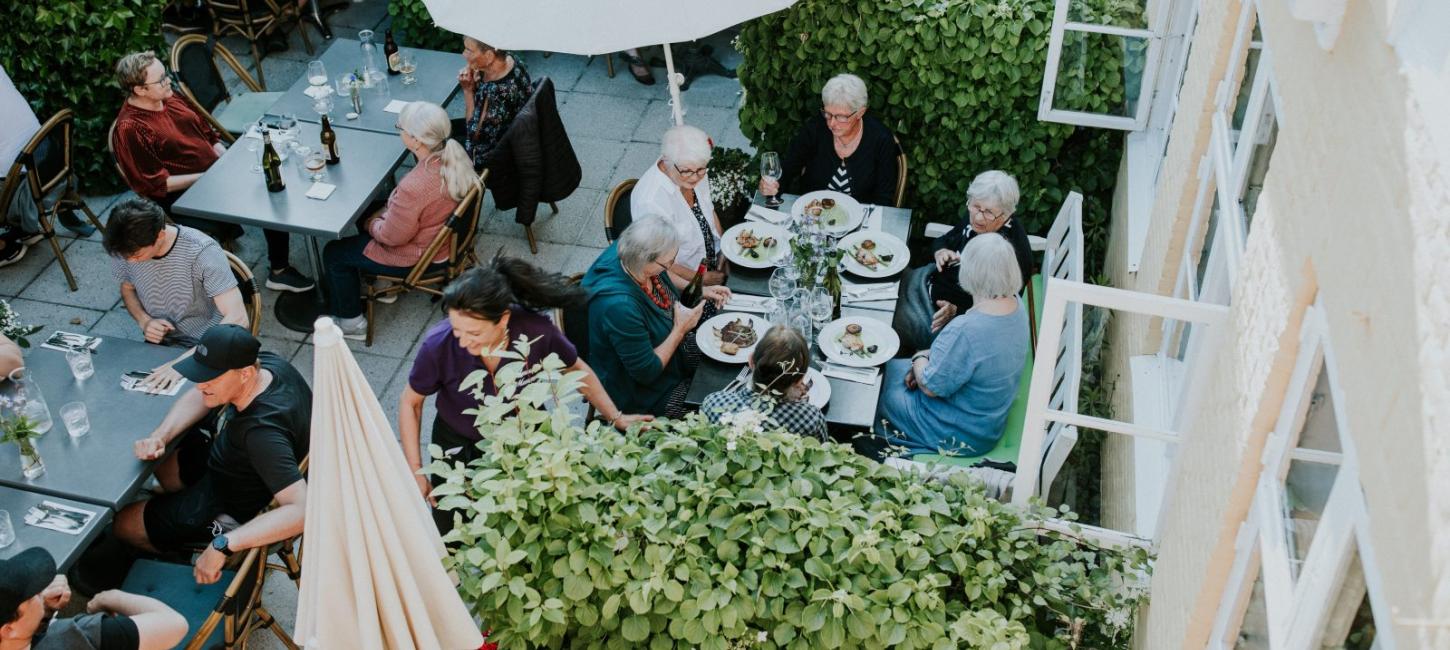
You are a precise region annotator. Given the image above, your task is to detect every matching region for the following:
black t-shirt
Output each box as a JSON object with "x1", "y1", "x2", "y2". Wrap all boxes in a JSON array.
[
  {"x1": 34, "y1": 613, "x2": 139, "y2": 649},
  {"x1": 208, "y1": 351, "x2": 311, "y2": 519}
]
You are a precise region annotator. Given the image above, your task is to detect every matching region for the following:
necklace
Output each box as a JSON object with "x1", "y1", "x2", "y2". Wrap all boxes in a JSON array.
[{"x1": 641, "y1": 276, "x2": 673, "y2": 310}]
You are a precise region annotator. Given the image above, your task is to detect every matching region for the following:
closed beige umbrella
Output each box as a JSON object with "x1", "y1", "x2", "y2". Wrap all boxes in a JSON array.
[{"x1": 294, "y1": 318, "x2": 483, "y2": 649}]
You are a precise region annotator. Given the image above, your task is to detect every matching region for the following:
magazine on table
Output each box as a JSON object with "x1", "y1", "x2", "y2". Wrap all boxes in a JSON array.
[
  {"x1": 120, "y1": 370, "x2": 187, "y2": 396},
  {"x1": 25, "y1": 500, "x2": 97, "y2": 535},
  {"x1": 40, "y1": 331, "x2": 101, "y2": 354}
]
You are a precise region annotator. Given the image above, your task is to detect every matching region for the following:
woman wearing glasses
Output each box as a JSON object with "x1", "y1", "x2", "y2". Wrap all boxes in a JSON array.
[
  {"x1": 758, "y1": 73, "x2": 900, "y2": 207},
  {"x1": 630, "y1": 125, "x2": 727, "y2": 290}
]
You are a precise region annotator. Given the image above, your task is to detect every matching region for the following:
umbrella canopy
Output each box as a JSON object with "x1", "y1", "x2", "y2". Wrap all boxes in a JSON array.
[
  {"x1": 421, "y1": 0, "x2": 796, "y2": 125},
  {"x1": 294, "y1": 318, "x2": 483, "y2": 650}
]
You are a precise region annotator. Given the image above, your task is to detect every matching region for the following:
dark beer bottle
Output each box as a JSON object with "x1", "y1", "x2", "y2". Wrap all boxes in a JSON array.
[
  {"x1": 320, "y1": 115, "x2": 340, "y2": 165},
  {"x1": 384, "y1": 30, "x2": 401, "y2": 75},
  {"x1": 261, "y1": 131, "x2": 285, "y2": 192},
  {"x1": 680, "y1": 264, "x2": 706, "y2": 308}
]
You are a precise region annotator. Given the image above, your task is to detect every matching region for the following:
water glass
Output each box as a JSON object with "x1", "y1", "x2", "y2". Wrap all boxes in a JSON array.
[
  {"x1": 65, "y1": 348, "x2": 94, "y2": 381},
  {"x1": 307, "y1": 60, "x2": 329, "y2": 86},
  {"x1": 61, "y1": 402, "x2": 89, "y2": 438},
  {"x1": 769, "y1": 267, "x2": 797, "y2": 303},
  {"x1": 291, "y1": 145, "x2": 313, "y2": 177},
  {"x1": 247, "y1": 130, "x2": 263, "y2": 174},
  {"x1": 807, "y1": 288, "x2": 833, "y2": 330},
  {"x1": 312, "y1": 93, "x2": 334, "y2": 117},
  {"x1": 0, "y1": 510, "x2": 13, "y2": 549}
]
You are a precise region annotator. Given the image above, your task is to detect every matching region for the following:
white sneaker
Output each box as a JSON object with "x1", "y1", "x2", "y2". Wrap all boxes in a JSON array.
[
  {"x1": 337, "y1": 315, "x2": 368, "y2": 341},
  {"x1": 371, "y1": 280, "x2": 398, "y2": 304}
]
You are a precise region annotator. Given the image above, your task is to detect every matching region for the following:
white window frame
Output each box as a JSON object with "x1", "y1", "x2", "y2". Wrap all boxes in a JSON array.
[
  {"x1": 1206, "y1": 304, "x2": 1397, "y2": 649},
  {"x1": 1038, "y1": 0, "x2": 1169, "y2": 131}
]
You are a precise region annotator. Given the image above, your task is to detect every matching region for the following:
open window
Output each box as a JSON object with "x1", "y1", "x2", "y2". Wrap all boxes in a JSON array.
[{"x1": 1038, "y1": 0, "x2": 1165, "y2": 130}]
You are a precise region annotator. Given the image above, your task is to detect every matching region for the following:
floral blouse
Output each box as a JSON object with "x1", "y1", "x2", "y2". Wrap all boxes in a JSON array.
[{"x1": 463, "y1": 58, "x2": 533, "y2": 170}]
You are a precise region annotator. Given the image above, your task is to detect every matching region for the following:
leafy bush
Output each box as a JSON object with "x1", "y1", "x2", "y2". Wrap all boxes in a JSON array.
[
  {"x1": 735, "y1": 0, "x2": 1140, "y2": 271},
  {"x1": 431, "y1": 339, "x2": 1151, "y2": 648},
  {"x1": 1, "y1": 0, "x2": 168, "y2": 194},
  {"x1": 388, "y1": 0, "x2": 460, "y2": 52}
]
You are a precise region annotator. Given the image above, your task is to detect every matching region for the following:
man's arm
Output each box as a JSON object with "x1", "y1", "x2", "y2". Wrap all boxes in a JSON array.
[
  {"x1": 133, "y1": 388, "x2": 212, "y2": 460},
  {"x1": 88, "y1": 589, "x2": 189, "y2": 650},
  {"x1": 213, "y1": 287, "x2": 248, "y2": 329},
  {"x1": 194, "y1": 479, "x2": 305, "y2": 584}
]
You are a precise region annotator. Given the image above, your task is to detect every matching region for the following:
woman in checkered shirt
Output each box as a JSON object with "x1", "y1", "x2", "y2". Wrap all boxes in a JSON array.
[{"x1": 701, "y1": 325, "x2": 828, "y2": 441}]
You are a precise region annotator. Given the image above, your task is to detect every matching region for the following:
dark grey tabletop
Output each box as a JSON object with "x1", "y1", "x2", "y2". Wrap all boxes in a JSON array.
[
  {"x1": 267, "y1": 38, "x2": 464, "y2": 135},
  {"x1": 171, "y1": 122, "x2": 406, "y2": 240},
  {"x1": 0, "y1": 487, "x2": 112, "y2": 572},
  {"x1": 685, "y1": 307, "x2": 894, "y2": 429},
  {"x1": 0, "y1": 337, "x2": 181, "y2": 510}
]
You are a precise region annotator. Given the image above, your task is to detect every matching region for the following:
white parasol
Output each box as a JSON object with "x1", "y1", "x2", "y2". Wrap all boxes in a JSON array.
[
  {"x1": 420, "y1": 0, "x2": 797, "y2": 125},
  {"x1": 294, "y1": 318, "x2": 484, "y2": 650}
]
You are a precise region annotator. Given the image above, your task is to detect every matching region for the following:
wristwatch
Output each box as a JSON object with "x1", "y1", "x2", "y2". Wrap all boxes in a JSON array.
[{"x1": 211, "y1": 534, "x2": 234, "y2": 557}]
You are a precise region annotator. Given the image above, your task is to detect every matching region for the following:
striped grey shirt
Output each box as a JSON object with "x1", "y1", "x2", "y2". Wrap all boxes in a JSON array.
[{"x1": 111, "y1": 225, "x2": 237, "y2": 341}]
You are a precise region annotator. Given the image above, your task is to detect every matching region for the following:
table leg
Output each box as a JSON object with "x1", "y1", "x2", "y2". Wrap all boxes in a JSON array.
[{"x1": 275, "y1": 237, "x2": 329, "y2": 333}]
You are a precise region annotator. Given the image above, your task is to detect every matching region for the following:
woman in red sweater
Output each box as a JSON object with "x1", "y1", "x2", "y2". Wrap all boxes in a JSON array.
[{"x1": 323, "y1": 101, "x2": 478, "y2": 339}]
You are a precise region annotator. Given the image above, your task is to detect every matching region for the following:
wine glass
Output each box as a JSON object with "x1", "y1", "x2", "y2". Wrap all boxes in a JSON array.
[
  {"x1": 761, "y1": 151, "x2": 782, "y2": 207},
  {"x1": 247, "y1": 120, "x2": 263, "y2": 173},
  {"x1": 398, "y1": 50, "x2": 418, "y2": 86},
  {"x1": 806, "y1": 288, "x2": 833, "y2": 336},
  {"x1": 307, "y1": 60, "x2": 328, "y2": 87},
  {"x1": 769, "y1": 267, "x2": 797, "y2": 304},
  {"x1": 303, "y1": 150, "x2": 328, "y2": 182}
]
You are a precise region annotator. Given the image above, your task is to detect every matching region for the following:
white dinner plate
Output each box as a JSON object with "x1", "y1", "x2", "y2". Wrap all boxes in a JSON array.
[
  {"x1": 805, "y1": 368, "x2": 831, "y2": 409},
  {"x1": 700, "y1": 312, "x2": 770, "y2": 364},
  {"x1": 792, "y1": 190, "x2": 864, "y2": 235},
  {"x1": 816, "y1": 317, "x2": 900, "y2": 368},
  {"x1": 721, "y1": 222, "x2": 792, "y2": 269},
  {"x1": 837, "y1": 230, "x2": 908, "y2": 279}
]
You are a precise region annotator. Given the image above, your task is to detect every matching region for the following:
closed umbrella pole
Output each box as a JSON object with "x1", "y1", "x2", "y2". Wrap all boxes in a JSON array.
[{"x1": 663, "y1": 43, "x2": 685, "y2": 126}]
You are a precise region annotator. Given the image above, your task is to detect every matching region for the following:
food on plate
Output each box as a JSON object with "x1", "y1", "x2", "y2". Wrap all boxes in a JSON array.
[
  {"x1": 715, "y1": 318, "x2": 759, "y2": 355},
  {"x1": 733, "y1": 229, "x2": 779, "y2": 260},
  {"x1": 836, "y1": 322, "x2": 881, "y2": 357},
  {"x1": 804, "y1": 197, "x2": 847, "y2": 227},
  {"x1": 850, "y1": 239, "x2": 895, "y2": 271}
]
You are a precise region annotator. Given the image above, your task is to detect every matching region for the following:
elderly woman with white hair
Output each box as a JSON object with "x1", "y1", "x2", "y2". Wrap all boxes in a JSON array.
[
  {"x1": 759, "y1": 73, "x2": 900, "y2": 206},
  {"x1": 893, "y1": 170, "x2": 1035, "y2": 353},
  {"x1": 582, "y1": 215, "x2": 731, "y2": 417},
  {"x1": 870, "y1": 233, "x2": 1029, "y2": 459},
  {"x1": 631, "y1": 124, "x2": 728, "y2": 290}
]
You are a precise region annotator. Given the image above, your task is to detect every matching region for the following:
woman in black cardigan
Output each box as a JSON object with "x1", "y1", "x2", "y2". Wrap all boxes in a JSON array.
[{"x1": 759, "y1": 73, "x2": 900, "y2": 207}]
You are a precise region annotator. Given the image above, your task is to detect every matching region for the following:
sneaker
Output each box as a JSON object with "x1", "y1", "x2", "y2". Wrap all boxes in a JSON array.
[
  {"x1": 336, "y1": 315, "x2": 368, "y2": 341},
  {"x1": 265, "y1": 267, "x2": 316, "y2": 293},
  {"x1": 0, "y1": 236, "x2": 27, "y2": 268},
  {"x1": 13, "y1": 230, "x2": 43, "y2": 246},
  {"x1": 56, "y1": 208, "x2": 96, "y2": 237},
  {"x1": 371, "y1": 280, "x2": 398, "y2": 304}
]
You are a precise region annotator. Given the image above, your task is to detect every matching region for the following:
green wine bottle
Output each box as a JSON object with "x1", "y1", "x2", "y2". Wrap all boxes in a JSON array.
[{"x1": 261, "y1": 132, "x2": 285, "y2": 193}]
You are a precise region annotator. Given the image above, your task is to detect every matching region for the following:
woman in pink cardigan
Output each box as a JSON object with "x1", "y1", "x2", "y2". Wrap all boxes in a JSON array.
[{"x1": 323, "y1": 101, "x2": 478, "y2": 339}]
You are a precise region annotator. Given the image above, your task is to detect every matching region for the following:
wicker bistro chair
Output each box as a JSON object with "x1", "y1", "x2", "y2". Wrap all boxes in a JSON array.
[
  {"x1": 361, "y1": 172, "x2": 488, "y2": 346},
  {"x1": 222, "y1": 250, "x2": 262, "y2": 336},
  {"x1": 204, "y1": 0, "x2": 314, "y2": 89},
  {"x1": 0, "y1": 109, "x2": 106, "y2": 291},
  {"x1": 552, "y1": 273, "x2": 595, "y2": 421},
  {"x1": 121, "y1": 544, "x2": 298, "y2": 650},
  {"x1": 171, "y1": 34, "x2": 284, "y2": 138},
  {"x1": 893, "y1": 136, "x2": 908, "y2": 208},
  {"x1": 603, "y1": 178, "x2": 637, "y2": 243}
]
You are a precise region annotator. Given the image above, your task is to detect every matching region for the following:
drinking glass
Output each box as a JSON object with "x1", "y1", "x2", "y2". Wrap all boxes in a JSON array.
[
  {"x1": 307, "y1": 60, "x2": 329, "y2": 87},
  {"x1": 768, "y1": 267, "x2": 797, "y2": 303},
  {"x1": 281, "y1": 113, "x2": 300, "y2": 141},
  {"x1": 0, "y1": 510, "x2": 14, "y2": 549},
  {"x1": 64, "y1": 347, "x2": 94, "y2": 381},
  {"x1": 399, "y1": 50, "x2": 418, "y2": 86},
  {"x1": 761, "y1": 151, "x2": 782, "y2": 207},
  {"x1": 291, "y1": 145, "x2": 313, "y2": 178},
  {"x1": 789, "y1": 312, "x2": 814, "y2": 341},
  {"x1": 247, "y1": 123, "x2": 263, "y2": 173},
  {"x1": 304, "y1": 151, "x2": 328, "y2": 182},
  {"x1": 807, "y1": 288, "x2": 833, "y2": 334},
  {"x1": 61, "y1": 402, "x2": 89, "y2": 438},
  {"x1": 312, "y1": 93, "x2": 334, "y2": 117}
]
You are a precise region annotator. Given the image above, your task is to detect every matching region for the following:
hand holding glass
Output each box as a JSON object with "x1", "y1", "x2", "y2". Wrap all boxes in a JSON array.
[{"x1": 761, "y1": 152, "x2": 782, "y2": 208}]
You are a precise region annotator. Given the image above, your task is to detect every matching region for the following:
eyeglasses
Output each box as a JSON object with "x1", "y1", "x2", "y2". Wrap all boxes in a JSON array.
[
  {"x1": 969, "y1": 203, "x2": 1006, "y2": 221},
  {"x1": 673, "y1": 164, "x2": 709, "y2": 179},
  {"x1": 137, "y1": 71, "x2": 177, "y2": 89},
  {"x1": 651, "y1": 254, "x2": 678, "y2": 271},
  {"x1": 821, "y1": 107, "x2": 861, "y2": 123}
]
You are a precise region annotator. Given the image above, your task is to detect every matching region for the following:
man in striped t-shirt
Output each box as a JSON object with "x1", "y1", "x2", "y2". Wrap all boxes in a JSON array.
[{"x1": 104, "y1": 198, "x2": 248, "y2": 392}]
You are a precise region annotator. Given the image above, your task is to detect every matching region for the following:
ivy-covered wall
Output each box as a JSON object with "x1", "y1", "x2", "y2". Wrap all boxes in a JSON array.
[{"x1": 388, "y1": 0, "x2": 458, "y2": 52}]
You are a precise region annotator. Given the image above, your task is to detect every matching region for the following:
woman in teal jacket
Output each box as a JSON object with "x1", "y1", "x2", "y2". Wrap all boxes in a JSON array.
[{"x1": 582, "y1": 215, "x2": 731, "y2": 417}]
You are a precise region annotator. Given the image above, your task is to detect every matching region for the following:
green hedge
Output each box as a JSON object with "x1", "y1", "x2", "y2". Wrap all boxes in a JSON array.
[
  {"x1": 388, "y1": 0, "x2": 459, "y2": 52},
  {"x1": 1, "y1": 0, "x2": 168, "y2": 195},
  {"x1": 736, "y1": 0, "x2": 1138, "y2": 270},
  {"x1": 433, "y1": 344, "x2": 1150, "y2": 648}
]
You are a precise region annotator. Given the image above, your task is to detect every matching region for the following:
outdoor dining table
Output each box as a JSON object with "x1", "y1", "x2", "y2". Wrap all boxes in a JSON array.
[
  {"x1": 266, "y1": 38, "x2": 464, "y2": 136},
  {"x1": 685, "y1": 194, "x2": 915, "y2": 429},
  {"x1": 0, "y1": 335, "x2": 181, "y2": 511},
  {"x1": 171, "y1": 123, "x2": 408, "y2": 332},
  {"x1": 0, "y1": 486, "x2": 111, "y2": 572}
]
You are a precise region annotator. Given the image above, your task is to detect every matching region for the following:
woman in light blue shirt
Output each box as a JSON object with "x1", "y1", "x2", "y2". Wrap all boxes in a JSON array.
[{"x1": 873, "y1": 233, "x2": 1029, "y2": 457}]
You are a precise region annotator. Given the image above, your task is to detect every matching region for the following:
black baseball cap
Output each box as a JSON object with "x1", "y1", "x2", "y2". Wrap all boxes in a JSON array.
[
  {"x1": 174, "y1": 324, "x2": 261, "y2": 383},
  {"x1": 1, "y1": 548, "x2": 56, "y2": 622}
]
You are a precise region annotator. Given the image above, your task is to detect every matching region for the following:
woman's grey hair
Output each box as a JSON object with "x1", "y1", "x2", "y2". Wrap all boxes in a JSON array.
[
  {"x1": 617, "y1": 215, "x2": 682, "y2": 276},
  {"x1": 116, "y1": 51, "x2": 158, "y2": 92},
  {"x1": 821, "y1": 73, "x2": 869, "y2": 112},
  {"x1": 966, "y1": 170, "x2": 1021, "y2": 216},
  {"x1": 958, "y1": 233, "x2": 1023, "y2": 299},
  {"x1": 660, "y1": 125, "x2": 712, "y2": 167}
]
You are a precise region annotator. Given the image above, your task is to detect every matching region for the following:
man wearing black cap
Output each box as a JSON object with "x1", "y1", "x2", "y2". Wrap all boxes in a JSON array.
[
  {"x1": 113, "y1": 324, "x2": 311, "y2": 585},
  {"x1": 1, "y1": 548, "x2": 186, "y2": 649}
]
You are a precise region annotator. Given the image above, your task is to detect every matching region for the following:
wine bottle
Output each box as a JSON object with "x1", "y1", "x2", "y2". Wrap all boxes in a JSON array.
[
  {"x1": 320, "y1": 115, "x2": 340, "y2": 165},
  {"x1": 680, "y1": 264, "x2": 706, "y2": 308},
  {"x1": 261, "y1": 131, "x2": 285, "y2": 193},
  {"x1": 824, "y1": 264, "x2": 843, "y2": 320},
  {"x1": 384, "y1": 30, "x2": 401, "y2": 75}
]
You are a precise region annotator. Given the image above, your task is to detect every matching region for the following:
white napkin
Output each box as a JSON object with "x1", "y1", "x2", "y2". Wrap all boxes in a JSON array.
[
  {"x1": 843, "y1": 280, "x2": 900, "y2": 303},
  {"x1": 305, "y1": 182, "x2": 337, "y2": 200},
  {"x1": 746, "y1": 205, "x2": 791, "y2": 225},
  {"x1": 821, "y1": 363, "x2": 879, "y2": 385},
  {"x1": 861, "y1": 205, "x2": 883, "y2": 231},
  {"x1": 383, "y1": 99, "x2": 409, "y2": 113},
  {"x1": 723, "y1": 295, "x2": 776, "y2": 313},
  {"x1": 303, "y1": 85, "x2": 334, "y2": 99}
]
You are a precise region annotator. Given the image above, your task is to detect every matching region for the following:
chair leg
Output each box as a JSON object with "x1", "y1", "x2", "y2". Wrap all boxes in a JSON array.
[
  {"x1": 256, "y1": 606, "x2": 301, "y2": 650},
  {"x1": 549, "y1": 201, "x2": 559, "y2": 215},
  {"x1": 43, "y1": 227, "x2": 79, "y2": 291},
  {"x1": 364, "y1": 287, "x2": 375, "y2": 347},
  {"x1": 295, "y1": 12, "x2": 314, "y2": 55},
  {"x1": 70, "y1": 190, "x2": 105, "y2": 230},
  {"x1": 524, "y1": 224, "x2": 538, "y2": 254},
  {"x1": 249, "y1": 39, "x2": 267, "y2": 90},
  {"x1": 605, "y1": 53, "x2": 615, "y2": 78}
]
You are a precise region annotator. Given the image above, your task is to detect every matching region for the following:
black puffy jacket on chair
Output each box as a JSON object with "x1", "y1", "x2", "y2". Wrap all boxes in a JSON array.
[{"x1": 484, "y1": 77, "x2": 582, "y2": 225}]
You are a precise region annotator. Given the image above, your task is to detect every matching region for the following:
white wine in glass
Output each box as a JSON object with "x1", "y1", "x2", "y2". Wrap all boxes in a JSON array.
[{"x1": 761, "y1": 151, "x2": 782, "y2": 207}]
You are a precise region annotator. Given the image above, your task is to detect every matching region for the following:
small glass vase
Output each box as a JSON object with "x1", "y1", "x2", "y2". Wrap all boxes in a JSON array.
[
  {"x1": 19, "y1": 442, "x2": 44, "y2": 479},
  {"x1": 5, "y1": 368, "x2": 52, "y2": 435}
]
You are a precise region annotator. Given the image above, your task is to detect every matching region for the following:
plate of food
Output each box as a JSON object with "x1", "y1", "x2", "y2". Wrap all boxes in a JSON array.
[
  {"x1": 791, "y1": 190, "x2": 864, "y2": 235},
  {"x1": 837, "y1": 230, "x2": 908, "y2": 279},
  {"x1": 817, "y1": 317, "x2": 900, "y2": 368},
  {"x1": 721, "y1": 222, "x2": 792, "y2": 269},
  {"x1": 700, "y1": 312, "x2": 769, "y2": 363}
]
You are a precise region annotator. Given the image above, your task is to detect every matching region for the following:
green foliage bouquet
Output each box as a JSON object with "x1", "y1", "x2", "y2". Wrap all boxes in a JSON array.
[{"x1": 431, "y1": 338, "x2": 1150, "y2": 648}]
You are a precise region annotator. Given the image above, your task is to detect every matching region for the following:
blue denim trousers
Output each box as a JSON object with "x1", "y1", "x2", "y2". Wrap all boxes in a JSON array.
[{"x1": 321, "y1": 234, "x2": 415, "y2": 318}]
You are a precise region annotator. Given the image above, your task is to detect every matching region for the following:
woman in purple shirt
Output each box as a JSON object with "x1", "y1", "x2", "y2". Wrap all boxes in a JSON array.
[{"x1": 399, "y1": 257, "x2": 651, "y2": 532}]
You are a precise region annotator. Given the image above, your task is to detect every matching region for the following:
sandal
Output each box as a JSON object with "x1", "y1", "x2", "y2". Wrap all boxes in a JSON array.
[{"x1": 621, "y1": 52, "x2": 655, "y2": 86}]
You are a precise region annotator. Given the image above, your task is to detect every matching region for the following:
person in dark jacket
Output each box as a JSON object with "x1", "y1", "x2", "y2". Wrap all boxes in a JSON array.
[
  {"x1": 457, "y1": 37, "x2": 531, "y2": 170},
  {"x1": 485, "y1": 77, "x2": 581, "y2": 227},
  {"x1": 581, "y1": 215, "x2": 730, "y2": 417},
  {"x1": 892, "y1": 170, "x2": 1034, "y2": 353},
  {"x1": 758, "y1": 73, "x2": 900, "y2": 207}
]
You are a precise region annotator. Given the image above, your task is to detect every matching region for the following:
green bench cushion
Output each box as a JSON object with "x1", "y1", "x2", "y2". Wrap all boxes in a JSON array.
[
  {"x1": 214, "y1": 91, "x2": 285, "y2": 135},
  {"x1": 121, "y1": 558, "x2": 233, "y2": 646}
]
